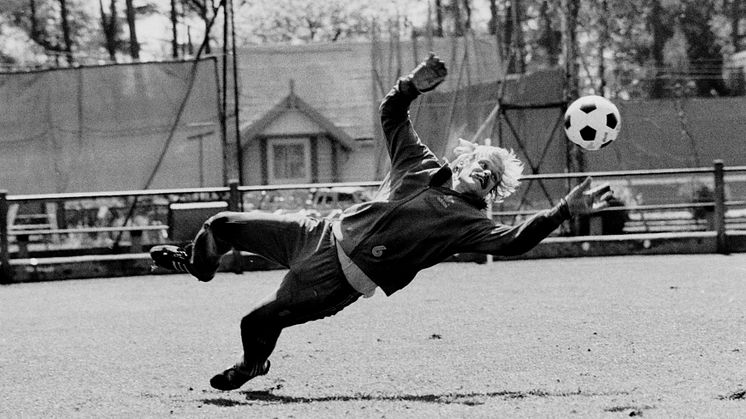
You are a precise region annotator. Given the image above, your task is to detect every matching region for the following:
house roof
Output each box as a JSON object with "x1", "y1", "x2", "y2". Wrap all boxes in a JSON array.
[
  {"x1": 241, "y1": 83, "x2": 357, "y2": 151},
  {"x1": 236, "y1": 37, "x2": 505, "y2": 142},
  {"x1": 238, "y1": 41, "x2": 375, "y2": 141}
]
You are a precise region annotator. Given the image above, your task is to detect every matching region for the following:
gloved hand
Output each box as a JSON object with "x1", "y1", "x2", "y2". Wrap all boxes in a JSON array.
[
  {"x1": 563, "y1": 177, "x2": 614, "y2": 216},
  {"x1": 408, "y1": 53, "x2": 447, "y2": 93}
]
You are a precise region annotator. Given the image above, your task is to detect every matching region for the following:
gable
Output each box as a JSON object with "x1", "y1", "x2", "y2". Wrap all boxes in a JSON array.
[
  {"x1": 238, "y1": 42, "x2": 373, "y2": 140},
  {"x1": 263, "y1": 109, "x2": 321, "y2": 135},
  {"x1": 241, "y1": 90, "x2": 356, "y2": 151}
]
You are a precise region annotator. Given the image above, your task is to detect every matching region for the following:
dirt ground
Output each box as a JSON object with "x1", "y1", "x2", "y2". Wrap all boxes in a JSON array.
[{"x1": 1, "y1": 254, "x2": 745, "y2": 418}]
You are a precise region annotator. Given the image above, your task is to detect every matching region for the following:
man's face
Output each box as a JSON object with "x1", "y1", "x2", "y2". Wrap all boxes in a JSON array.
[{"x1": 452, "y1": 156, "x2": 502, "y2": 198}]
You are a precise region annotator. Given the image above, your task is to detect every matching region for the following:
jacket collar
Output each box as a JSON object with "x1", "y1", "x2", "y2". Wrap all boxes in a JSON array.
[{"x1": 429, "y1": 165, "x2": 488, "y2": 210}]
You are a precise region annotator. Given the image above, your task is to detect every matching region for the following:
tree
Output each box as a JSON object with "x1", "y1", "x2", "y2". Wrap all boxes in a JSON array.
[
  {"x1": 6, "y1": 0, "x2": 93, "y2": 66},
  {"x1": 124, "y1": 0, "x2": 140, "y2": 59},
  {"x1": 434, "y1": 0, "x2": 444, "y2": 37},
  {"x1": 100, "y1": 0, "x2": 120, "y2": 61},
  {"x1": 235, "y1": 0, "x2": 380, "y2": 44},
  {"x1": 508, "y1": 0, "x2": 525, "y2": 73},
  {"x1": 182, "y1": 0, "x2": 218, "y2": 54},
  {"x1": 59, "y1": 0, "x2": 74, "y2": 64},
  {"x1": 678, "y1": 1, "x2": 728, "y2": 96},
  {"x1": 537, "y1": 0, "x2": 561, "y2": 67},
  {"x1": 731, "y1": 0, "x2": 743, "y2": 51},
  {"x1": 0, "y1": 0, "x2": 741, "y2": 98},
  {"x1": 170, "y1": 0, "x2": 178, "y2": 58},
  {"x1": 26, "y1": 0, "x2": 75, "y2": 65},
  {"x1": 648, "y1": 0, "x2": 672, "y2": 98}
]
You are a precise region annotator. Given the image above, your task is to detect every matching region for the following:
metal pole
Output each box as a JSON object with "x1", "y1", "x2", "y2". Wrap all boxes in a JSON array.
[
  {"x1": 221, "y1": 1, "x2": 229, "y2": 185},
  {"x1": 228, "y1": 179, "x2": 240, "y2": 211},
  {"x1": 228, "y1": 179, "x2": 243, "y2": 273},
  {"x1": 229, "y1": 0, "x2": 244, "y2": 186},
  {"x1": 713, "y1": 160, "x2": 728, "y2": 254},
  {"x1": 485, "y1": 138, "x2": 494, "y2": 265},
  {"x1": 0, "y1": 190, "x2": 12, "y2": 284}
]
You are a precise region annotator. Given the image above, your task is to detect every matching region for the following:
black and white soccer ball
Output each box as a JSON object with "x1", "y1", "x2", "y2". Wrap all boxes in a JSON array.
[{"x1": 563, "y1": 95, "x2": 621, "y2": 151}]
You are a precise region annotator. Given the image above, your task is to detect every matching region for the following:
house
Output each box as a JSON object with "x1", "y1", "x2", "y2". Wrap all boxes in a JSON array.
[
  {"x1": 236, "y1": 41, "x2": 378, "y2": 186},
  {"x1": 235, "y1": 37, "x2": 505, "y2": 185},
  {"x1": 240, "y1": 80, "x2": 358, "y2": 184}
]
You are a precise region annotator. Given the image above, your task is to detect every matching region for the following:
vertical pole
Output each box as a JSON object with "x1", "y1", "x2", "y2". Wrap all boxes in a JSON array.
[
  {"x1": 219, "y1": 17, "x2": 229, "y2": 186},
  {"x1": 0, "y1": 191, "x2": 12, "y2": 284},
  {"x1": 228, "y1": 179, "x2": 243, "y2": 273},
  {"x1": 229, "y1": 0, "x2": 244, "y2": 186},
  {"x1": 228, "y1": 179, "x2": 240, "y2": 211},
  {"x1": 713, "y1": 160, "x2": 728, "y2": 254},
  {"x1": 484, "y1": 138, "x2": 494, "y2": 265},
  {"x1": 562, "y1": 0, "x2": 583, "y2": 173},
  {"x1": 563, "y1": 0, "x2": 585, "y2": 237}
]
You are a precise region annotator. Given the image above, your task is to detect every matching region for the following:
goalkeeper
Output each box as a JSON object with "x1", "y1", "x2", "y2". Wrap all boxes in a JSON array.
[{"x1": 151, "y1": 53, "x2": 613, "y2": 391}]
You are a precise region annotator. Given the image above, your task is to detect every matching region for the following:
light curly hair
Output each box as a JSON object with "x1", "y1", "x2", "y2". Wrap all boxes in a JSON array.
[{"x1": 450, "y1": 138, "x2": 524, "y2": 202}]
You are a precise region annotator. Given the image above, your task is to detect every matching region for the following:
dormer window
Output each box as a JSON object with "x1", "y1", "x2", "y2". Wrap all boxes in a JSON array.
[{"x1": 267, "y1": 137, "x2": 312, "y2": 184}]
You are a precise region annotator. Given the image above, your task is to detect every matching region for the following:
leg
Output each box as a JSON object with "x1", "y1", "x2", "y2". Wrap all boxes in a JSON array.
[
  {"x1": 188, "y1": 210, "x2": 323, "y2": 281},
  {"x1": 210, "y1": 220, "x2": 361, "y2": 390},
  {"x1": 239, "y1": 268, "x2": 361, "y2": 367}
]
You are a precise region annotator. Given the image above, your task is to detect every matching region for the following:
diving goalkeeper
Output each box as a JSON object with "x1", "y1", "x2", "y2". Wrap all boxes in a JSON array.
[{"x1": 151, "y1": 53, "x2": 613, "y2": 391}]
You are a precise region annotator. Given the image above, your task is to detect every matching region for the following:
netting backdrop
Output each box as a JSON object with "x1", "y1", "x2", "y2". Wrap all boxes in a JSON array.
[{"x1": 0, "y1": 59, "x2": 222, "y2": 194}]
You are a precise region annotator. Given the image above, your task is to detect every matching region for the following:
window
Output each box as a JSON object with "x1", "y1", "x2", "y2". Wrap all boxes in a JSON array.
[{"x1": 267, "y1": 138, "x2": 311, "y2": 184}]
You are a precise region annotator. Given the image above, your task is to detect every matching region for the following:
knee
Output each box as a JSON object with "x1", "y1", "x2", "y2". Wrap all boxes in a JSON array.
[
  {"x1": 241, "y1": 310, "x2": 273, "y2": 334},
  {"x1": 202, "y1": 211, "x2": 236, "y2": 234},
  {"x1": 206, "y1": 211, "x2": 233, "y2": 226}
]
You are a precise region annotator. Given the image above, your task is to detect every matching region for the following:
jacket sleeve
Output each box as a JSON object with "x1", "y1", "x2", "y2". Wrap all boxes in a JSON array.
[
  {"x1": 461, "y1": 202, "x2": 572, "y2": 256},
  {"x1": 379, "y1": 77, "x2": 440, "y2": 184}
]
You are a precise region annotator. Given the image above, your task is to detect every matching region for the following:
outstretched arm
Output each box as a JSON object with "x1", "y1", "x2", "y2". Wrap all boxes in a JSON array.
[
  {"x1": 409, "y1": 53, "x2": 448, "y2": 93},
  {"x1": 464, "y1": 177, "x2": 614, "y2": 255},
  {"x1": 562, "y1": 177, "x2": 614, "y2": 216},
  {"x1": 379, "y1": 53, "x2": 448, "y2": 180}
]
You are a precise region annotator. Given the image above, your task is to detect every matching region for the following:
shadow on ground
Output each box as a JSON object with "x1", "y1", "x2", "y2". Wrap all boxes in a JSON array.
[{"x1": 201, "y1": 388, "x2": 630, "y2": 407}]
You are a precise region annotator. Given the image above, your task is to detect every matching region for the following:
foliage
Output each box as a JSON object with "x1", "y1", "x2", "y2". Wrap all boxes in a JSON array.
[
  {"x1": 234, "y1": 0, "x2": 383, "y2": 44},
  {"x1": 0, "y1": 0, "x2": 743, "y2": 100},
  {"x1": 1, "y1": 0, "x2": 99, "y2": 67}
]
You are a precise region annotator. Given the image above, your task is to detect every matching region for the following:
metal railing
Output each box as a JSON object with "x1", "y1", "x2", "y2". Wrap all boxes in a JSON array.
[{"x1": 1, "y1": 160, "x2": 745, "y2": 283}]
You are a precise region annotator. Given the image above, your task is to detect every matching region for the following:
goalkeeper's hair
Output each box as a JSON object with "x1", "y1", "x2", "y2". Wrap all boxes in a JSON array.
[{"x1": 451, "y1": 139, "x2": 524, "y2": 202}]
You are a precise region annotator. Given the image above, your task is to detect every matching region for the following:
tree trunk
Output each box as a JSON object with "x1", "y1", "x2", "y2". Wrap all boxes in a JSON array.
[
  {"x1": 125, "y1": 0, "x2": 140, "y2": 60},
  {"x1": 59, "y1": 0, "x2": 74, "y2": 64},
  {"x1": 562, "y1": 0, "x2": 584, "y2": 172},
  {"x1": 99, "y1": 0, "x2": 118, "y2": 62},
  {"x1": 201, "y1": 2, "x2": 212, "y2": 55},
  {"x1": 452, "y1": 0, "x2": 463, "y2": 37},
  {"x1": 30, "y1": 0, "x2": 39, "y2": 39},
  {"x1": 488, "y1": 0, "x2": 498, "y2": 35},
  {"x1": 463, "y1": 0, "x2": 472, "y2": 32},
  {"x1": 649, "y1": 0, "x2": 667, "y2": 98},
  {"x1": 563, "y1": 0, "x2": 579, "y2": 100},
  {"x1": 171, "y1": 0, "x2": 179, "y2": 58},
  {"x1": 434, "y1": 0, "x2": 444, "y2": 37},
  {"x1": 598, "y1": 0, "x2": 609, "y2": 95},
  {"x1": 540, "y1": 0, "x2": 560, "y2": 66},
  {"x1": 511, "y1": 0, "x2": 525, "y2": 73},
  {"x1": 504, "y1": 2, "x2": 513, "y2": 71},
  {"x1": 732, "y1": 0, "x2": 742, "y2": 51}
]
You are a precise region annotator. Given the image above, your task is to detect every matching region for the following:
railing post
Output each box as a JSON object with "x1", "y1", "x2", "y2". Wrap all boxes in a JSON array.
[
  {"x1": 484, "y1": 137, "x2": 493, "y2": 265},
  {"x1": 0, "y1": 190, "x2": 13, "y2": 284},
  {"x1": 713, "y1": 160, "x2": 728, "y2": 254},
  {"x1": 228, "y1": 179, "x2": 240, "y2": 211},
  {"x1": 227, "y1": 179, "x2": 243, "y2": 273}
]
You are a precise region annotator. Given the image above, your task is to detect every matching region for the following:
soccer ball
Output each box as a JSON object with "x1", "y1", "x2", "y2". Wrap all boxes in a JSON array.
[{"x1": 563, "y1": 95, "x2": 621, "y2": 151}]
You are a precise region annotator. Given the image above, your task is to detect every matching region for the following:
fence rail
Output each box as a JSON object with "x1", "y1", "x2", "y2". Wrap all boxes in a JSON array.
[{"x1": 2, "y1": 160, "x2": 746, "y2": 283}]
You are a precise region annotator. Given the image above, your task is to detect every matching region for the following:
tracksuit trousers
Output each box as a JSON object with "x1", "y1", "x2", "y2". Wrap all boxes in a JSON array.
[{"x1": 190, "y1": 210, "x2": 362, "y2": 371}]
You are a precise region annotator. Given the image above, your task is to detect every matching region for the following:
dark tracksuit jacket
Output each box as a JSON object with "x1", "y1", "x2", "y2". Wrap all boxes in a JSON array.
[{"x1": 334, "y1": 77, "x2": 571, "y2": 296}]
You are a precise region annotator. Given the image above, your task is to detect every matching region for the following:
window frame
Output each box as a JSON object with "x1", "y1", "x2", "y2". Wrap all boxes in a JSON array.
[{"x1": 266, "y1": 137, "x2": 312, "y2": 184}]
